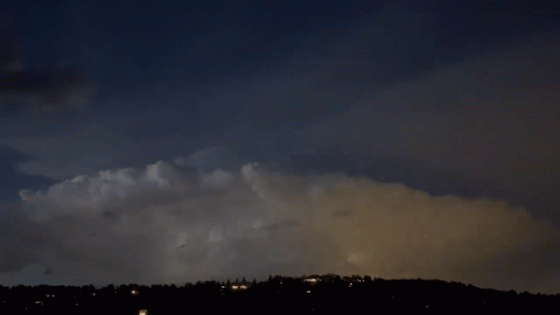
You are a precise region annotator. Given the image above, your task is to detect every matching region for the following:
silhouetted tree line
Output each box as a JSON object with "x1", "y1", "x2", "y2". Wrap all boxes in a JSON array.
[{"x1": 1, "y1": 275, "x2": 558, "y2": 314}]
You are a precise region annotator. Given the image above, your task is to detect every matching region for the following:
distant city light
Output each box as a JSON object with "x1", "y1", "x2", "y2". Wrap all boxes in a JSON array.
[{"x1": 231, "y1": 285, "x2": 248, "y2": 290}]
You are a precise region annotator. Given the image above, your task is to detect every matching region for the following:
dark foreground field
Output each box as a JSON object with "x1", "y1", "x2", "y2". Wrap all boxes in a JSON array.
[{"x1": 1, "y1": 275, "x2": 558, "y2": 314}]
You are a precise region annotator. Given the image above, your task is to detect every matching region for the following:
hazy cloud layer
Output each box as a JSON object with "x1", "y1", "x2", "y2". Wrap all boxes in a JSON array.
[
  {"x1": 3, "y1": 161, "x2": 559, "y2": 293},
  {"x1": 303, "y1": 33, "x2": 560, "y2": 222}
]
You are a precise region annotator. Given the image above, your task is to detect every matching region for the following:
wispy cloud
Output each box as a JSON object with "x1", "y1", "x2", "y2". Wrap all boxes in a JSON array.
[{"x1": 0, "y1": 28, "x2": 95, "y2": 115}]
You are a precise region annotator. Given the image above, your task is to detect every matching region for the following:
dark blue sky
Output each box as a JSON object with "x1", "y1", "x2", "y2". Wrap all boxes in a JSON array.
[
  {"x1": 3, "y1": 0, "x2": 559, "y2": 213},
  {"x1": 1, "y1": 1, "x2": 560, "y2": 291}
]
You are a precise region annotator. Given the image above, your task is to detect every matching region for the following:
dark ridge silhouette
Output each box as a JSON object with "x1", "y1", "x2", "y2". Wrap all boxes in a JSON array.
[{"x1": 1, "y1": 275, "x2": 558, "y2": 314}]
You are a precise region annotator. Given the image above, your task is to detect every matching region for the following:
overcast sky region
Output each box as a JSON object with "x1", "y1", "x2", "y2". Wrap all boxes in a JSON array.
[{"x1": 1, "y1": 1, "x2": 560, "y2": 294}]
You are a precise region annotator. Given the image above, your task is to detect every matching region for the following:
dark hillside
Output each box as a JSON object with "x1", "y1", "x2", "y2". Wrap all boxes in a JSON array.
[{"x1": 0, "y1": 275, "x2": 557, "y2": 314}]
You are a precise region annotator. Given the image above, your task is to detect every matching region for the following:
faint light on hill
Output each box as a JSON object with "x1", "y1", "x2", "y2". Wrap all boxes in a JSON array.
[{"x1": 231, "y1": 285, "x2": 248, "y2": 290}]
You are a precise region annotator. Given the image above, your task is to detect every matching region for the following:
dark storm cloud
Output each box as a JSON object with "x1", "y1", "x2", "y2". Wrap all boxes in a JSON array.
[
  {"x1": 0, "y1": 28, "x2": 22, "y2": 72},
  {"x1": 0, "y1": 28, "x2": 95, "y2": 114},
  {"x1": 0, "y1": 69, "x2": 95, "y2": 112},
  {"x1": 3, "y1": 1, "x2": 549, "y2": 185},
  {"x1": 302, "y1": 33, "x2": 560, "y2": 223}
]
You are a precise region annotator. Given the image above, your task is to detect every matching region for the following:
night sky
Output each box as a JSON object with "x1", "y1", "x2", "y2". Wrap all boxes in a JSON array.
[{"x1": 1, "y1": 1, "x2": 560, "y2": 293}]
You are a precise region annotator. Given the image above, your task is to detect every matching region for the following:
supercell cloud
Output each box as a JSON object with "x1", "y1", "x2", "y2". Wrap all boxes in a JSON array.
[
  {"x1": 5, "y1": 160, "x2": 559, "y2": 294},
  {"x1": 1, "y1": 0, "x2": 560, "y2": 297}
]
